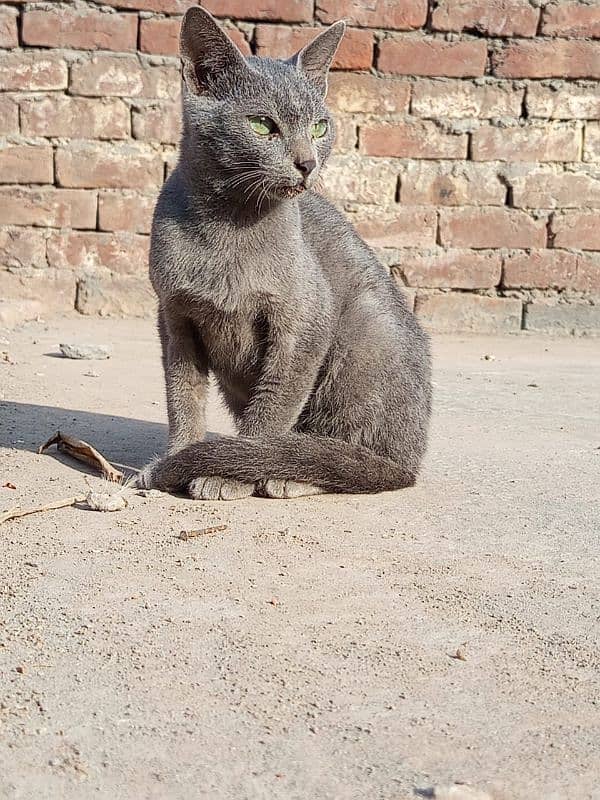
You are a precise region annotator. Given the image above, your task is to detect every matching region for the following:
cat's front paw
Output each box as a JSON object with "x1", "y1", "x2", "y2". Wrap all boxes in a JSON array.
[
  {"x1": 259, "y1": 479, "x2": 325, "y2": 499},
  {"x1": 188, "y1": 476, "x2": 254, "y2": 501}
]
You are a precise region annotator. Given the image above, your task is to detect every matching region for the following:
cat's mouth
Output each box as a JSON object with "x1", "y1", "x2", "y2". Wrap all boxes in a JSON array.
[{"x1": 275, "y1": 183, "x2": 306, "y2": 199}]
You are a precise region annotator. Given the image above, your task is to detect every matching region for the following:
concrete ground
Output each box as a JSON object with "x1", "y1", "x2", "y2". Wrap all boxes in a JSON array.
[{"x1": 0, "y1": 316, "x2": 598, "y2": 800}]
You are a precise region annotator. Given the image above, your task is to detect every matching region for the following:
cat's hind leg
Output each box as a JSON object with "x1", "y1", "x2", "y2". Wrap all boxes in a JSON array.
[{"x1": 189, "y1": 476, "x2": 254, "y2": 501}]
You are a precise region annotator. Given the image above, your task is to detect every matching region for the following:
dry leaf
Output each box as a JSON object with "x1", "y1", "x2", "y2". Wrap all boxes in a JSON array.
[
  {"x1": 3, "y1": 482, "x2": 16, "y2": 490},
  {"x1": 39, "y1": 431, "x2": 123, "y2": 482}
]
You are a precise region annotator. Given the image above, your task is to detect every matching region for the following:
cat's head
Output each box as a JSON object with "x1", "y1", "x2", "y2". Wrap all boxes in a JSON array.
[{"x1": 179, "y1": 7, "x2": 345, "y2": 206}]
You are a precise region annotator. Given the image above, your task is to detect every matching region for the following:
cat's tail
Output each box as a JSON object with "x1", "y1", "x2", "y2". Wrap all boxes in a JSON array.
[{"x1": 138, "y1": 433, "x2": 416, "y2": 495}]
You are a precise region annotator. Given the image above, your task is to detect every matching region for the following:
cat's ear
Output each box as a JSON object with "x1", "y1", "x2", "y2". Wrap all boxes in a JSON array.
[
  {"x1": 180, "y1": 6, "x2": 251, "y2": 96},
  {"x1": 288, "y1": 21, "x2": 346, "y2": 96}
]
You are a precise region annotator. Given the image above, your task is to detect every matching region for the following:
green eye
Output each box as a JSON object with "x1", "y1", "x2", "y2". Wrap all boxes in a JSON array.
[
  {"x1": 248, "y1": 115, "x2": 278, "y2": 136},
  {"x1": 311, "y1": 120, "x2": 328, "y2": 139}
]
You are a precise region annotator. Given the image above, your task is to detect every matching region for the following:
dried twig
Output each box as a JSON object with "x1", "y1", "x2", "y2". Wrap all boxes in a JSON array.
[
  {"x1": 39, "y1": 431, "x2": 124, "y2": 482},
  {"x1": 178, "y1": 525, "x2": 228, "y2": 540},
  {"x1": 1, "y1": 496, "x2": 86, "y2": 524}
]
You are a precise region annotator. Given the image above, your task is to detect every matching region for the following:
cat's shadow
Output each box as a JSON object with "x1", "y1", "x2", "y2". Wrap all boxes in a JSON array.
[{"x1": 0, "y1": 401, "x2": 219, "y2": 477}]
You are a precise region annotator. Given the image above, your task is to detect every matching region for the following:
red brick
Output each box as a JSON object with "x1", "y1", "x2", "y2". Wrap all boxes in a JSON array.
[
  {"x1": 0, "y1": 227, "x2": 47, "y2": 270},
  {"x1": 224, "y1": 26, "x2": 252, "y2": 55},
  {"x1": 98, "y1": 192, "x2": 156, "y2": 234},
  {"x1": 573, "y1": 253, "x2": 600, "y2": 292},
  {"x1": 395, "y1": 249, "x2": 501, "y2": 289},
  {"x1": 510, "y1": 168, "x2": 600, "y2": 209},
  {"x1": 0, "y1": 187, "x2": 97, "y2": 229},
  {"x1": 76, "y1": 274, "x2": 156, "y2": 317},
  {"x1": 0, "y1": 96, "x2": 18, "y2": 136},
  {"x1": 0, "y1": 269, "x2": 76, "y2": 313},
  {"x1": 400, "y1": 162, "x2": 506, "y2": 207},
  {"x1": 0, "y1": 51, "x2": 68, "y2": 91},
  {"x1": 47, "y1": 231, "x2": 150, "y2": 275},
  {"x1": 412, "y1": 79, "x2": 523, "y2": 119},
  {"x1": 415, "y1": 293, "x2": 522, "y2": 333},
  {"x1": 140, "y1": 20, "x2": 252, "y2": 57},
  {"x1": 0, "y1": 144, "x2": 53, "y2": 185},
  {"x1": 20, "y1": 96, "x2": 130, "y2": 140},
  {"x1": 70, "y1": 55, "x2": 180, "y2": 100},
  {"x1": 526, "y1": 84, "x2": 600, "y2": 120},
  {"x1": 439, "y1": 208, "x2": 547, "y2": 249},
  {"x1": 200, "y1": 0, "x2": 312, "y2": 23},
  {"x1": 55, "y1": 142, "x2": 164, "y2": 190},
  {"x1": 327, "y1": 73, "x2": 410, "y2": 114},
  {"x1": 379, "y1": 37, "x2": 487, "y2": 78},
  {"x1": 22, "y1": 7, "x2": 138, "y2": 52},
  {"x1": 493, "y1": 41, "x2": 600, "y2": 79},
  {"x1": 360, "y1": 121, "x2": 467, "y2": 159},
  {"x1": 503, "y1": 250, "x2": 577, "y2": 289},
  {"x1": 542, "y1": 1, "x2": 600, "y2": 38},
  {"x1": 102, "y1": 0, "x2": 194, "y2": 10},
  {"x1": 551, "y1": 211, "x2": 600, "y2": 250},
  {"x1": 255, "y1": 25, "x2": 373, "y2": 70},
  {"x1": 432, "y1": 0, "x2": 539, "y2": 37},
  {"x1": 472, "y1": 124, "x2": 581, "y2": 163},
  {"x1": 0, "y1": 5, "x2": 18, "y2": 47},
  {"x1": 347, "y1": 205, "x2": 437, "y2": 248},
  {"x1": 322, "y1": 155, "x2": 398, "y2": 205},
  {"x1": 132, "y1": 102, "x2": 181, "y2": 144},
  {"x1": 584, "y1": 122, "x2": 600, "y2": 162},
  {"x1": 316, "y1": 0, "x2": 427, "y2": 30}
]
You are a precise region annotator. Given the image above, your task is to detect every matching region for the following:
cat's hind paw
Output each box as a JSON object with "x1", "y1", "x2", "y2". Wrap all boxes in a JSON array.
[
  {"x1": 188, "y1": 476, "x2": 254, "y2": 501},
  {"x1": 260, "y1": 479, "x2": 325, "y2": 499}
]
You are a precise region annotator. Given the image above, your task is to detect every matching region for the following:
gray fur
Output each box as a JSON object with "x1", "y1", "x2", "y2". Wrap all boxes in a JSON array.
[{"x1": 138, "y1": 7, "x2": 432, "y2": 499}]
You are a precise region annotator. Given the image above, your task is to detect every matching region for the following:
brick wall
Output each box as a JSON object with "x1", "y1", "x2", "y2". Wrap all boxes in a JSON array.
[{"x1": 0, "y1": 1, "x2": 599, "y2": 334}]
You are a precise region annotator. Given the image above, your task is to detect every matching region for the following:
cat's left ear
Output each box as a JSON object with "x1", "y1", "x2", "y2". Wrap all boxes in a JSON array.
[{"x1": 288, "y1": 21, "x2": 346, "y2": 96}]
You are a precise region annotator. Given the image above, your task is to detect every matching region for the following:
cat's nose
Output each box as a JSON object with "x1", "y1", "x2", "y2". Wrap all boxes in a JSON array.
[{"x1": 295, "y1": 158, "x2": 316, "y2": 178}]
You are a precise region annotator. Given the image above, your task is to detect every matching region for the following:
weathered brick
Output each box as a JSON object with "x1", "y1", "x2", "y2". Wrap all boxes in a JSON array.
[
  {"x1": 573, "y1": 252, "x2": 600, "y2": 292},
  {"x1": 493, "y1": 41, "x2": 600, "y2": 79},
  {"x1": 0, "y1": 269, "x2": 76, "y2": 313},
  {"x1": 98, "y1": 191, "x2": 156, "y2": 234},
  {"x1": 503, "y1": 250, "x2": 577, "y2": 289},
  {"x1": 0, "y1": 299, "x2": 44, "y2": 329},
  {"x1": 0, "y1": 144, "x2": 53, "y2": 185},
  {"x1": 526, "y1": 84, "x2": 600, "y2": 120},
  {"x1": 332, "y1": 117, "x2": 357, "y2": 154},
  {"x1": 379, "y1": 37, "x2": 487, "y2": 78},
  {"x1": 0, "y1": 227, "x2": 47, "y2": 270},
  {"x1": 509, "y1": 167, "x2": 600, "y2": 209},
  {"x1": 412, "y1": 79, "x2": 523, "y2": 119},
  {"x1": 551, "y1": 211, "x2": 600, "y2": 250},
  {"x1": 255, "y1": 25, "x2": 374, "y2": 70},
  {"x1": 55, "y1": 142, "x2": 164, "y2": 190},
  {"x1": 524, "y1": 302, "x2": 600, "y2": 333},
  {"x1": 347, "y1": 205, "x2": 437, "y2": 248},
  {"x1": 400, "y1": 161, "x2": 506, "y2": 206},
  {"x1": 322, "y1": 156, "x2": 398, "y2": 205},
  {"x1": 432, "y1": 0, "x2": 539, "y2": 37},
  {"x1": 0, "y1": 5, "x2": 18, "y2": 47},
  {"x1": 393, "y1": 249, "x2": 501, "y2": 288},
  {"x1": 20, "y1": 96, "x2": 130, "y2": 140},
  {"x1": 0, "y1": 187, "x2": 97, "y2": 229},
  {"x1": 0, "y1": 51, "x2": 68, "y2": 91},
  {"x1": 541, "y1": 1, "x2": 600, "y2": 38},
  {"x1": 22, "y1": 7, "x2": 138, "y2": 52},
  {"x1": 102, "y1": 0, "x2": 194, "y2": 10},
  {"x1": 316, "y1": 0, "x2": 427, "y2": 30},
  {"x1": 0, "y1": 96, "x2": 19, "y2": 136},
  {"x1": 200, "y1": 0, "x2": 312, "y2": 23},
  {"x1": 132, "y1": 103, "x2": 180, "y2": 144},
  {"x1": 439, "y1": 208, "x2": 547, "y2": 249},
  {"x1": 360, "y1": 121, "x2": 467, "y2": 159},
  {"x1": 224, "y1": 26, "x2": 252, "y2": 55},
  {"x1": 327, "y1": 74, "x2": 410, "y2": 114},
  {"x1": 70, "y1": 55, "x2": 180, "y2": 100},
  {"x1": 472, "y1": 124, "x2": 581, "y2": 163},
  {"x1": 76, "y1": 274, "x2": 156, "y2": 317},
  {"x1": 415, "y1": 293, "x2": 522, "y2": 333},
  {"x1": 584, "y1": 122, "x2": 600, "y2": 163},
  {"x1": 47, "y1": 231, "x2": 150, "y2": 274},
  {"x1": 139, "y1": 17, "x2": 180, "y2": 56}
]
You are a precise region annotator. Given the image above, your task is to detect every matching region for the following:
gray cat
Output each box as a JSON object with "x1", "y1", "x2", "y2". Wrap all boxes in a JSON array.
[{"x1": 137, "y1": 7, "x2": 432, "y2": 500}]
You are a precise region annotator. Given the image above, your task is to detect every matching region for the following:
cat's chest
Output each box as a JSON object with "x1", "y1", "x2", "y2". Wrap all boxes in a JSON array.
[{"x1": 191, "y1": 299, "x2": 266, "y2": 377}]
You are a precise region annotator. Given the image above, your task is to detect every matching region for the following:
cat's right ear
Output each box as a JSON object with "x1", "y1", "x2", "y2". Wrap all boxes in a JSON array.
[{"x1": 180, "y1": 7, "x2": 251, "y2": 96}]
